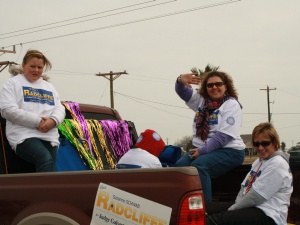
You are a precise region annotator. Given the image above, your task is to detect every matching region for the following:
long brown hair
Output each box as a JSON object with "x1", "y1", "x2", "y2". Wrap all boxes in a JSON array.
[{"x1": 199, "y1": 71, "x2": 238, "y2": 99}]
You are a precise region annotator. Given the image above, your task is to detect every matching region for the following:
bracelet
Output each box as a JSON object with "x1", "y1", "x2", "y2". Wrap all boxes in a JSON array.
[{"x1": 177, "y1": 74, "x2": 183, "y2": 83}]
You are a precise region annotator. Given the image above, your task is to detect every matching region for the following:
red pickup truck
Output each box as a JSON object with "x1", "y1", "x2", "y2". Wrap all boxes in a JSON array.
[
  {"x1": 0, "y1": 103, "x2": 299, "y2": 225},
  {"x1": 0, "y1": 103, "x2": 206, "y2": 225}
]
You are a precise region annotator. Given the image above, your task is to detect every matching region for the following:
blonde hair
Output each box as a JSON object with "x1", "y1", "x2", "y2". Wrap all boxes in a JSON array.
[
  {"x1": 9, "y1": 50, "x2": 52, "y2": 81},
  {"x1": 251, "y1": 122, "x2": 280, "y2": 150},
  {"x1": 22, "y1": 50, "x2": 52, "y2": 71}
]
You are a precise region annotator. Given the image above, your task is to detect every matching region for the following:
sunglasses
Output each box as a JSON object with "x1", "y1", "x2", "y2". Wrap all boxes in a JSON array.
[
  {"x1": 253, "y1": 141, "x2": 271, "y2": 147},
  {"x1": 206, "y1": 82, "x2": 224, "y2": 88}
]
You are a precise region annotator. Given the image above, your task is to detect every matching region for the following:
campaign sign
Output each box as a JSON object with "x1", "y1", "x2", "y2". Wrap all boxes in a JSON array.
[{"x1": 90, "y1": 183, "x2": 172, "y2": 225}]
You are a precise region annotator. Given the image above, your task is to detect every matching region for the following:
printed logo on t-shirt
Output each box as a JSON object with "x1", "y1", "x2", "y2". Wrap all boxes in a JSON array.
[
  {"x1": 209, "y1": 110, "x2": 219, "y2": 125},
  {"x1": 23, "y1": 86, "x2": 54, "y2": 105},
  {"x1": 226, "y1": 117, "x2": 235, "y2": 125},
  {"x1": 243, "y1": 169, "x2": 262, "y2": 190}
]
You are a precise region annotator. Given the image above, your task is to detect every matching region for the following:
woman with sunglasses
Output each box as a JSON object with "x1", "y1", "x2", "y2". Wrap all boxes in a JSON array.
[
  {"x1": 175, "y1": 70, "x2": 245, "y2": 201},
  {"x1": 205, "y1": 122, "x2": 293, "y2": 225}
]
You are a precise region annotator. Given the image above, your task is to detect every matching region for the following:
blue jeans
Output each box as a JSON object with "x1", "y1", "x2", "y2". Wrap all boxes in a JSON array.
[
  {"x1": 175, "y1": 148, "x2": 245, "y2": 201},
  {"x1": 16, "y1": 138, "x2": 58, "y2": 172}
]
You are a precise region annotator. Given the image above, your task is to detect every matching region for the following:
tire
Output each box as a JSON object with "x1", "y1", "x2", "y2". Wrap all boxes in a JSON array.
[{"x1": 17, "y1": 212, "x2": 80, "y2": 225}]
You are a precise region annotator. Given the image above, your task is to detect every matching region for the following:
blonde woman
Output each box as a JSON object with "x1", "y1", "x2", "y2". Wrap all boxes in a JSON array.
[
  {"x1": 0, "y1": 50, "x2": 65, "y2": 172},
  {"x1": 206, "y1": 122, "x2": 293, "y2": 225}
]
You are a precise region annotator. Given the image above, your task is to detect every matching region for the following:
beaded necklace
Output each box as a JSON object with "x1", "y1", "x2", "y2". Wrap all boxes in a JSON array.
[{"x1": 244, "y1": 161, "x2": 263, "y2": 194}]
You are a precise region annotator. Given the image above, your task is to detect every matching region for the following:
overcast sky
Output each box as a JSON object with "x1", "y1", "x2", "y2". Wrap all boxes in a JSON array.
[{"x1": 1, "y1": 0, "x2": 300, "y2": 148}]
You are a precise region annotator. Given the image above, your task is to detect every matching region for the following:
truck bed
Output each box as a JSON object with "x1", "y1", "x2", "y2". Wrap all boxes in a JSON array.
[{"x1": 0, "y1": 166, "x2": 203, "y2": 225}]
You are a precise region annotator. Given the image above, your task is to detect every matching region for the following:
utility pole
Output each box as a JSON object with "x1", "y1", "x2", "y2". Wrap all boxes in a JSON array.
[
  {"x1": 165, "y1": 137, "x2": 169, "y2": 145},
  {"x1": 95, "y1": 70, "x2": 128, "y2": 108},
  {"x1": 0, "y1": 61, "x2": 17, "y2": 73},
  {"x1": 0, "y1": 48, "x2": 16, "y2": 54},
  {"x1": 0, "y1": 46, "x2": 17, "y2": 73},
  {"x1": 260, "y1": 85, "x2": 276, "y2": 122}
]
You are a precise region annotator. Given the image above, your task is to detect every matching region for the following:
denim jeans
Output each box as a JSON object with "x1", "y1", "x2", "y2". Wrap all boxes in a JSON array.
[
  {"x1": 175, "y1": 148, "x2": 245, "y2": 201},
  {"x1": 16, "y1": 137, "x2": 58, "y2": 172},
  {"x1": 205, "y1": 201, "x2": 276, "y2": 225}
]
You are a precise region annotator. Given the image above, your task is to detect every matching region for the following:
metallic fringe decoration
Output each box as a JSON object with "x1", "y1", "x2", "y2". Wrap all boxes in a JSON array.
[
  {"x1": 62, "y1": 101, "x2": 93, "y2": 156},
  {"x1": 59, "y1": 101, "x2": 132, "y2": 170},
  {"x1": 87, "y1": 120, "x2": 117, "y2": 169},
  {"x1": 58, "y1": 119, "x2": 97, "y2": 170},
  {"x1": 99, "y1": 120, "x2": 132, "y2": 160}
]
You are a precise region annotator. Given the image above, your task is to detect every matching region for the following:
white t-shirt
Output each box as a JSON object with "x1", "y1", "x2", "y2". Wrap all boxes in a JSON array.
[
  {"x1": 0, "y1": 74, "x2": 65, "y2": 150},
  {"x1": 116, "y1": 148, "x2": 162, "y2": 169},
  {"x1": 241, "y1": 156, "x2": 293, "y2": 225},
  {"x1": 186, "y1": 89, "x2": 245, "y2": 150}
]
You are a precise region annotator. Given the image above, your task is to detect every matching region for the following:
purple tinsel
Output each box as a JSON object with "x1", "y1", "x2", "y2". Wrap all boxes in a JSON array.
[
  {"x1": 99, "y1": 120, "x2": 132, "y2": 160},
  {"x1": 64, "y1": 101, "x2": 93, "y2": 156}
]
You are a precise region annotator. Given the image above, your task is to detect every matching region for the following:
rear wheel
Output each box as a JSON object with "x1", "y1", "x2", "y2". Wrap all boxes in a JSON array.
[{"x1": 17, "y1": 212, "x2": 80, "y2": 225}]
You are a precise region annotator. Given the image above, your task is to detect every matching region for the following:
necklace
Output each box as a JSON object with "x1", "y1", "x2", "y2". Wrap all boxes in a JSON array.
[{"x1": 245, "y1": 161, "x2": 263, "y2": 194}]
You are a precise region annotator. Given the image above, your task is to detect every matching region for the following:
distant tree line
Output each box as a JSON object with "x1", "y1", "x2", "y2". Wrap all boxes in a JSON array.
[
  {"x1": 174, "y1": 135, "x2": 193, "y2": 153},
  {"x1": 174, "y1": 137, "x2": 293, "y2": 153}
]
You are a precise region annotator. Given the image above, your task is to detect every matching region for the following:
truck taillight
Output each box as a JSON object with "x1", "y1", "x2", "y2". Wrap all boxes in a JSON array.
[{"x1": 178, "y1": 194, "x2": 206, "y2": 225}]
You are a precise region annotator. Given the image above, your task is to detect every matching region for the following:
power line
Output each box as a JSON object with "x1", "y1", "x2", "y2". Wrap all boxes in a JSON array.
[
  {"x1": 48, "y1": 70, "x2": 173, "y2": 82},
  {"x1": 277, "y1": 88, "x2": 300, "y2": 98},
  {"x1": 279, "y1": 124, "x2": 300, "y2": 129},
  {"x1": 243, "y1": 113, "x2": 300, "y2": 115},
  {"x1": 48, "y1": 70, "x2": 300, "y2": 95},
  {"x1": 49, "y1": 71, "x2": 171, "y2": 81},
  {"x1": 98, "y1": 79, "x2": 109, "y2": 105},
  {"x1": 271, "y1": 113, "x2": 300, "y2": 115},
  {"x1": 2, "y1": 0, "x2": 241, "y2": 49},
  {"x1": 129, "y1": 73, "x2": 172, "y2": 81},
  {"x1": 50, "y1": 70, "x2": 92, "y2": 76},
  {"x1": 96, "y1": 71, "x2": 128, "y2": 108},
  {"x1": 0, "y1": 0, "x2": 156, "y2": 36},
  {"x1": 115, "y1": 91, "x2": 188, "y2": 109},
  {"x1": 243, "y1": 116, "x2": 268, "y2": 124},
  {"x1": 115, "y1": 91, "x2": 192, "y2": 119},
  {"x1": 121, "y1": 77, "x2": 172, "y2": 83},
  {"x1": 115, "y1": 92, "x2": 300, "y2": 115},
  {"x1": 0, "y1": 0, "x2": 177, "y2": 40}
]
